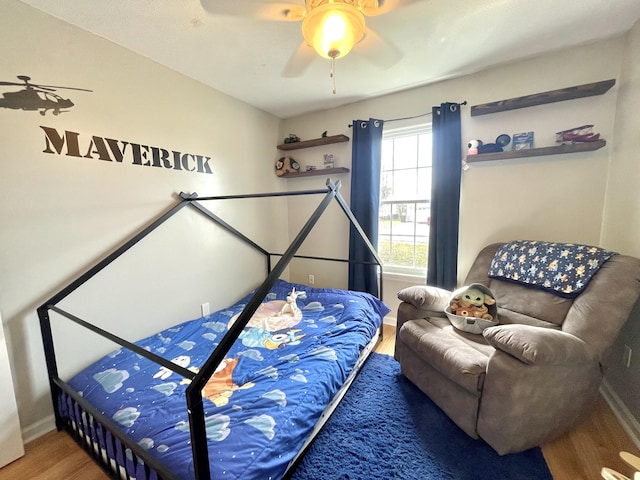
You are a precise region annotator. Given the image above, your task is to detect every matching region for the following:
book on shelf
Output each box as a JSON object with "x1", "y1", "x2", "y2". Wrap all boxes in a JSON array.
[{"x1": 513, "y1": 131, "x2": 534, "y2": 150}]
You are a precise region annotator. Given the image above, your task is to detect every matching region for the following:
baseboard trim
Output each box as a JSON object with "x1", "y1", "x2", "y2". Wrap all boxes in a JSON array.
[
  {"x1": 383, "y1": 315, "x2": 397, "y2": 326},
  {"x1": 22, "y1": 414, "x2": 56, "y2": 444},
  {"x1": 600, "y1": 379, "x2": 640, "y2": 449}
]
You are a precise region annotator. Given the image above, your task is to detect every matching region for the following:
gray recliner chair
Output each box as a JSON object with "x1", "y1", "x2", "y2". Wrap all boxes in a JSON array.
[{"x1": 394, "y1": 241, "x2": 640, "y2": 455}]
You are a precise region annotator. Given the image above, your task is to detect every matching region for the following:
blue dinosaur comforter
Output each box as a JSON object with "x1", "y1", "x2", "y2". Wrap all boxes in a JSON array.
[{"x1": 63, "y1": 279, "x2": 389, "y2": 479}]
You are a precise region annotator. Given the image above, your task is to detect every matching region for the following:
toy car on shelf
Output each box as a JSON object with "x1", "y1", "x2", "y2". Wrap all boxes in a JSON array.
[{"x1": 555, "y1": 124, "x2": 601, "y2": 143}]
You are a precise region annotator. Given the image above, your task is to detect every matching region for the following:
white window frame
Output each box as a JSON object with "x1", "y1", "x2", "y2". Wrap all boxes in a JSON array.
[{"x1": 379, "y1": 120, "x2": 432, "y2": 278}]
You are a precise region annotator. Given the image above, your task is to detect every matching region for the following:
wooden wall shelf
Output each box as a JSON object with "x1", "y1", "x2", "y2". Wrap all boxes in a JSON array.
[
  {"x1": 277, "y1": 134, "x2": 349, "y2": 151},
  {"x1": 466, "y1": 139, "x2": 606, "y2": 162},
  {"x1": 280, "y1": 167, "x2": 350, "y2": 178},
  {"x1": 470, "y1": 79, "x2": 616, "y2": 117}
]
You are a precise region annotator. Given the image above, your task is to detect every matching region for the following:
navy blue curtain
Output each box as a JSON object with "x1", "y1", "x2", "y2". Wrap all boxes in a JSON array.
[
  {"x1": 348, "y1": 118, "x2": 384, "y2": 295},
  {"x1": 427, "y1": 103, "x2": 462, "y2": 290}
]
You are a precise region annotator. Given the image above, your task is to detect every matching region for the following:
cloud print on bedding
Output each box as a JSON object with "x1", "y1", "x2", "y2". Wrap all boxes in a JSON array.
[
  {"x1": 175, "y1": 415, "x2": 231, "y2": 442},
  {"x1": 64, "y1": 279, "x2": 389, "y2": 480},
  {"x1": 113, "y1": 407, "x2": 139, "y2": 427},
  {"x1": 93, "y1": 368, "x2": 129, "y2": 393},
  {"x1": 152, "y1": 382, "x2": 177, "y2": 396},
  {"x1": 245, "y1": 414, "x2": 276, "y2": 440}
]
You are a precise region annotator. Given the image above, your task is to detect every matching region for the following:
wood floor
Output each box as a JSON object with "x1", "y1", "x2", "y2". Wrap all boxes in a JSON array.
[{"x1": 1, "y1": 324, "x2": 638, "y2": 480}]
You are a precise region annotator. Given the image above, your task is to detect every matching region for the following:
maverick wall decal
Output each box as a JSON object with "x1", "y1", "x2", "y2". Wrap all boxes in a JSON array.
[
  {"x1": 40, "y1": 126, "x2": 214, "y2": 175},
  {"x1": 0, "y1": 75, "x2": 92, "y2": 116}
]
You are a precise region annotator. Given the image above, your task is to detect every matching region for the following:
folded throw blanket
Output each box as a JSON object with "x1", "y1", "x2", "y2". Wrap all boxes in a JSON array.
[{"x1": 488, "y1": 240, "x2": 616, "y2": 298}]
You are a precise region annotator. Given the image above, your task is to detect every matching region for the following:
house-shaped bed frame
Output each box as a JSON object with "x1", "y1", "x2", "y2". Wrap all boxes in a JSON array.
[{"x1": 37, "y1": 179, "x2": 384, "y2": 480}]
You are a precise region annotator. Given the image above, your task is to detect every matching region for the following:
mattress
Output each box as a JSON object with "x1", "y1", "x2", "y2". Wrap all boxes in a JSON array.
[{"x1": 61, "y1": 279, "x2": 389, "y2": 479}]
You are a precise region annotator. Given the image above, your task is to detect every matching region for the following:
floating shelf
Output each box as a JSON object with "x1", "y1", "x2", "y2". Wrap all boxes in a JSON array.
[
  {"x1": 280, "y1": 167, "x2": 350, "y2": 178},
  {"x1": 277, "y1": 134, "x2": 350, "y2": 151},
  {"x1": 466, "y1": 140, "x2": 606, "y2": 163},
  {"x1": 470, "y1": 79, "x2": 616, "y2": 117}
]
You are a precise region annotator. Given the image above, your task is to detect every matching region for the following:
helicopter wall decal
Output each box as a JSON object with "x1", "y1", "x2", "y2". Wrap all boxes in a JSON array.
[{"x1": 0, "y1": 75, "x2": 92, "y2": 116}]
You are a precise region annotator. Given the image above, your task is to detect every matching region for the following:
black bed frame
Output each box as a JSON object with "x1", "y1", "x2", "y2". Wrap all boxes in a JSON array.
[{"x1": 37, "y1": 179, "x2": 384, "y2": 480}]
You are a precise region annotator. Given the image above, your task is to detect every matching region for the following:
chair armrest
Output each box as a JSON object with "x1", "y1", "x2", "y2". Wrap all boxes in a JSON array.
[
  {"x1": 397, "y1": 285, "x2": 451, "y2": 318},
  {"x1": 483, "y1": 324, "x2": 598, "y2": 366}
]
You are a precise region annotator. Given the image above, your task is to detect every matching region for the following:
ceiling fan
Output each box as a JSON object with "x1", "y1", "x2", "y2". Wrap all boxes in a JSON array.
[{"x1": 200, "y1": 0, "x2": 416, "y2": 89}]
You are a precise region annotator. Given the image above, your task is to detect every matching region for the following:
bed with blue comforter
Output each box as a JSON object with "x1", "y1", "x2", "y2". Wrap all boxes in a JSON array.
[{"x1": 60, "y1": 279, "x2": 389, "y2": 480}]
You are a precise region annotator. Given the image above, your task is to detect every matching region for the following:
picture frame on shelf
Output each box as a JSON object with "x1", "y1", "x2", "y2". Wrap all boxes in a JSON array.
[{"x1": 512, "y1": 131, "x2": 534, "y2": 150}]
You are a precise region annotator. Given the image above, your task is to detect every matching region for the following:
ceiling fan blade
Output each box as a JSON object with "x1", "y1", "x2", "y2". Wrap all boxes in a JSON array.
[
  {"x1": 200, "y1": 0, "x2": 305, "y2": 21},
  {"x1": 364, "y1": 0, "x2": 420, "y2": 16},
  {"x1": 282, "y1": 41, "x2": 316, "y2": 77},
  {"x1": 356, "y1": 27, "x2": 402, "y2": 69}
]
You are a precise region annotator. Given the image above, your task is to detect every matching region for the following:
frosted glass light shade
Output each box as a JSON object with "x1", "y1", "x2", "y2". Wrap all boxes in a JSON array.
[{"x1": 302, "y1": 3, "x2": 366, "y2": 59}]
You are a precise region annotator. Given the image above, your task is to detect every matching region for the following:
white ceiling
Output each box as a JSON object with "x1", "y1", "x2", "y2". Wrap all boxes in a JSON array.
[{"x1": 18, "y1": 0, "x2": 640, "y2": 119}]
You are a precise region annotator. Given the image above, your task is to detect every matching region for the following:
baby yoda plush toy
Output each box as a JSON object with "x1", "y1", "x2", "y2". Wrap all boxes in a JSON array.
[{"x1": 449, "y1": 283, "x2": 496, "y2": 321}]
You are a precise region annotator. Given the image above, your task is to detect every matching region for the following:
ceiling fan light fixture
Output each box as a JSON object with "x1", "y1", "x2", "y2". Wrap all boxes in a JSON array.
[{"x1": 302, "y1": 2, "x2": 366, "y2": 59}]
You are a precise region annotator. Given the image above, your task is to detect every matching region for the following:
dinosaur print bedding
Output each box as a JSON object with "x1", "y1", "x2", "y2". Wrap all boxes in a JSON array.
[{"x1": 60, "y1": 279, "x2": 389, "y2": 480}]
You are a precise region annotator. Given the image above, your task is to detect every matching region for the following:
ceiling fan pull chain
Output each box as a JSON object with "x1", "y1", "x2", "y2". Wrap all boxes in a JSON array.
[{"x1": 330, "y1": 57, "x2": 337, "y2": 94}]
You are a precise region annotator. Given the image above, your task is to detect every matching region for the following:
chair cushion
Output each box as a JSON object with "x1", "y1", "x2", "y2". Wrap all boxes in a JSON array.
[
  {"x1": 396, "y1": 285, "x2": 450, "y2": 318},
  {"x1": 398, "y1": 318, "x2": 493, "y2": 394},
  {"x1": 489, "y1": 279, "x2": 570, "y2": 328},
  {"x1": 483, "y1": 324, "x2": 598, "y2": 366}
]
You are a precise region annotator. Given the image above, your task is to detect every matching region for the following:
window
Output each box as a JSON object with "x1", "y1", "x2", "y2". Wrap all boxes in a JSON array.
[{"x1": 378, "y1": 123, "x2": 432, "y2": 277}]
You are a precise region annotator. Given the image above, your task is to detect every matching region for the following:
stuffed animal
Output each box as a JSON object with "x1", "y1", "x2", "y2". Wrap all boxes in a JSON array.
[
  {"x1": 476, "y1": 134, "x2": 511, "y2": 154},
  {"x1": 449, "y1": 285, "x2": 496, "y2": 321},
  {"x1": 275, "y1": 156, "x2": 300, "y2": 176},
  {"x1": 279, "y1": 287, "x2": 304, "y2": 317},
  {"x1": 467, "y1": 139, "x2": 482, "y2": 155}
]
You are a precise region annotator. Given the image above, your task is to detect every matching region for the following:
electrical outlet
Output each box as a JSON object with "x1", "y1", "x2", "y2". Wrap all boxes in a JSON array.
[
  {"x1": 308, "y1": 274, "x2": 315, "y2": 285},
  {"x1": 624, "y1": 345, "x2": 632, "y2": 368},
  {"x1": 201, "y1": 302, "x2": 210, "y2": 317}
]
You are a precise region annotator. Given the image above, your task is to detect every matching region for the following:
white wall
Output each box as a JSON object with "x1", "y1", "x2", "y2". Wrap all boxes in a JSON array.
[
  {"x1": 601, "y1": 19, "x2": 640, "y2": 440},
  {"x1": 281, "y1": 37, "x2": 624, "y2": 304},
  {"x1": 0, "y1": 1, "x2": 287, "y2": 439},
  {"x1": 4, "y1": 0, "x2": 639, "y2": 446},
  {"x1": 281, "y1": 27, "x2": 640, "y2": 438},
  {"x1": 602, "y1": 20, "x2": 640, "y2": 256},
  {"x1": 0, "y1": 313, "x2": 24, "y2": 466}
]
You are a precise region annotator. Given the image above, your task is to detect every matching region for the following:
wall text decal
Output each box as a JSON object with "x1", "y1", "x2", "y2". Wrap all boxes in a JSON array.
[{"x1": 40, "y1": 126, "x2": 213, "y2": 174}]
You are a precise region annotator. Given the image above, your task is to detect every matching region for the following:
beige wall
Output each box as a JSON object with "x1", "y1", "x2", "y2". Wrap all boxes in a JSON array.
[
  {"x1": 0, "y1": 1, "x2": 287, "y2": 438},
  {"x1": 602, "y1": 20, "x2": 640, "y2": 256},
  {"x1": 3, "y1": 0, "x2": 640, "y2": 446},
  {"x1": 259, "y1": 17, "x2": 640, "y2": 444},
  {"x1": 281, "y1": 31, "x2": 640, "y2": 440},
  {"x1": 281, "y1": 36, "x2": 624, "y2": 298},
  {"x1": 601, "y1": 19, "x2": 640, "y2": 439}
]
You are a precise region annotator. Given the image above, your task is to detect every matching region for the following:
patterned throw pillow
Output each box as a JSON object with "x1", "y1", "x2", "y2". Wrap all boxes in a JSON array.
[{"x1": 488, "y1": 240, "x2": 617, "y2": 298}]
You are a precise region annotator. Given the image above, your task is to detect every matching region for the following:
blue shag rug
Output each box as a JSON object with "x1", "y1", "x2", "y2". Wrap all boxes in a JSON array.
[{"x1": 290, "y1": 352, "x2": 552, "y2": 480}]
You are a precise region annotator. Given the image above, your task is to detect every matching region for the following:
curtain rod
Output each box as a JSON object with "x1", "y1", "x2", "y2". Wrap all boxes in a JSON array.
[{"x1": 348, "y1": 101, "x2": 467, "y2": 127}]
